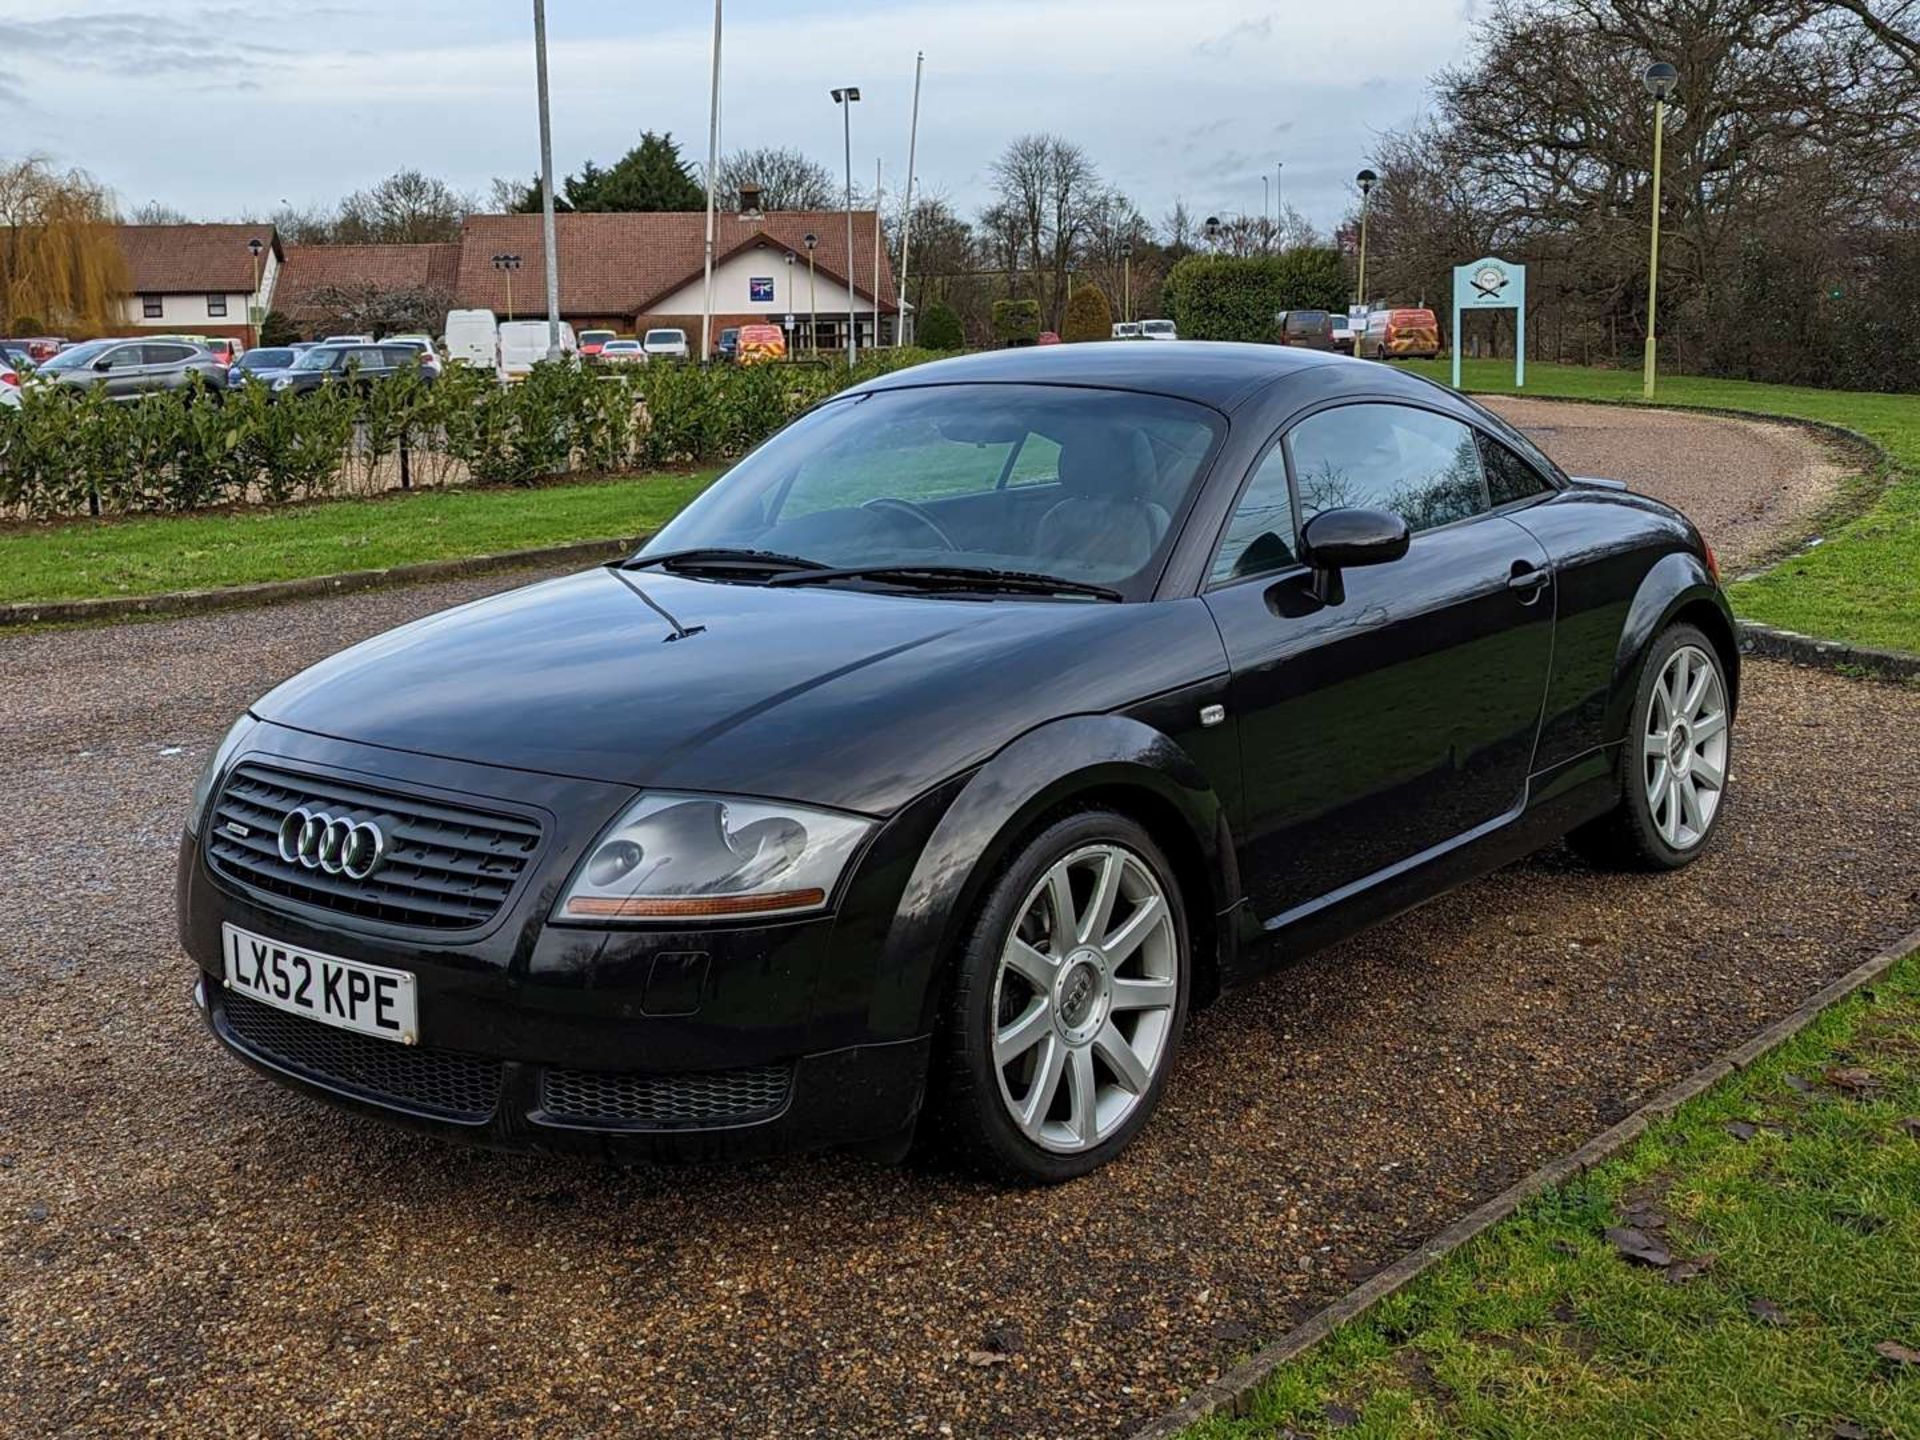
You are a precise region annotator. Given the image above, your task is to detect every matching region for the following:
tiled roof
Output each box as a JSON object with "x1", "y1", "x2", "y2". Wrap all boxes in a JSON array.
[
  {"x1": 116, "y1": 225, "x2": 280, "y2": 293},
  {"x1": 276, "y1": 243, "x2": 462, "y2": 316},
  {"x1": 455, "y1": 210, "x2": 897, "y2": 316}
]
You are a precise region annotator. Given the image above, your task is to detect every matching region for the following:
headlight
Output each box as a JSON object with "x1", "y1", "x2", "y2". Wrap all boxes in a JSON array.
[
  {"x1": 556, "y1": 793, "x2": 872, "y2": 922},
  {"x1": 186, "y1": 714, "x2": 259, "y2": 836},
  {"x1": 271, "y1": 377, "x2": 292, "y2": 390}
]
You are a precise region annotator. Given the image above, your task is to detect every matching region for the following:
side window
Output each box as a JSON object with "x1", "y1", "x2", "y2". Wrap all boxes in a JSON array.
[
  {"x1": 1288, "y1": 403, "x2": 1489, "y2": 534},
  {"x1": 1210, "y1": 442, "x2": 1298, "y2": 585},
  {"x1": 142, "y1": 344, "x2": 193, "y2": 365},
  {"x1": 1003, "y1": 433, "x2": 1062, "y2": 488},
  {"x1": 1478, "y1": 433, "x2": 1555, "y2": 507}
]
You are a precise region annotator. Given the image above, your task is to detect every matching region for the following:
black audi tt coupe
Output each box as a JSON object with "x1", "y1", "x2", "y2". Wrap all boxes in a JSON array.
[{"x1": 179, "y1": 343, "x2": 1737, "y2": 1182}]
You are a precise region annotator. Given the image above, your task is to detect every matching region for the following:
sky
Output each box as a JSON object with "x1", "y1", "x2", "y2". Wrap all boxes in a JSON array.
[{"x1": 6, "y1": 0, "x2": 1483, "y2": 235}]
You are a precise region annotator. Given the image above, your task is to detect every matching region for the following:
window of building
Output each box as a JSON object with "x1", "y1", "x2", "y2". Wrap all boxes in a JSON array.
[
  {"x1": 206, "y1": 294, "x2": 228, "y2": 318},
  {"x1": 141, "y1": 295, "x2": 163, "y2": 319}
]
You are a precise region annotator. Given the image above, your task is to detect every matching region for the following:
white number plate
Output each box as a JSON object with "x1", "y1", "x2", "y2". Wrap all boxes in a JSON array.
[{"x1": 222, "y1": 923, "x2": 418, "y2": 1045}]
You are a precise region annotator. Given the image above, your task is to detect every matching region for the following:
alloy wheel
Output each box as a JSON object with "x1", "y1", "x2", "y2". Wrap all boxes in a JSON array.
[
  {"x1": 989, "y1": 843, "x2": 1179, "y2": 1154},
  {"x1": 1643, "y1": 643, "x2": 1728, "y2": 851}
]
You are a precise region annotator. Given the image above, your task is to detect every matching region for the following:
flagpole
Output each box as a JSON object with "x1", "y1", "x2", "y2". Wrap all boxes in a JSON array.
[
  {"x1": 700, "y1": 0, "x2": 723, "y2": 364},
  {"x1": 896, "y1": 51, "x2": 923, "y2": 346}
]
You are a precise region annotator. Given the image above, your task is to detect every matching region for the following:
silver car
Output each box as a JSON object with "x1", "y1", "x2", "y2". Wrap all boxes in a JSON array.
[{"x1": 32, "y1": 337, "x2": 226, "y2": 401}]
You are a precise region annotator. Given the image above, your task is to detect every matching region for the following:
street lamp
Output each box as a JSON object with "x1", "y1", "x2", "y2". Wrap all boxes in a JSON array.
[
  {"x1": 1355, "y1": 169, "x2": 1378, "y2": 312},
  {"x1": 531, "y1": 0, "x2": 562, "y2": 361},
  {"x1": 1065, "y1": 261, "x2": 1076, "y2": 303},
  {"x1": 1641, "y1": 61, "x2": 1678, "y2": 398},
  {"x1": 246, "y1": 236, "x2": 264, "y2": 348},
  {"x1": 830, "y1": 85, "x2": 861, "y2": 367},
  {"x1": 493, "y1": 253, "x2": 522, "y2": 321},
  {"x1": 784, "y1": 249, "x2": 796, "y2": 349},
  {"x1": 804, "y1": 231, "x2": 819, "y2": 353},
  {"x1": 1121, "y1": 240, "x2": 1134, "y2": 323},
  {"x1": 1204, "y1": 215, "x2": 1222, "y2": 254}
]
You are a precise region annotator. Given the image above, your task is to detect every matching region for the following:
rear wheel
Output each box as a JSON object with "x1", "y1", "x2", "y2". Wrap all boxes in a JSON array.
[
  {"x1": 934, "y1": 810, "x2": 1188, "y2": 1184},
  {"x1": 1569, "y1": 622, "x2": 1731, "y2": 870}
]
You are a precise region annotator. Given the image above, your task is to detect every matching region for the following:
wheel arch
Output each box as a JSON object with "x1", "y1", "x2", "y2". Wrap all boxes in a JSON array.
[
  {"x1": 1604, "y1": 550, "x2": 1740, "y2": 745},
  {"x1": 874, "y1": 713, "x2": 1238, "y2": 1041}
]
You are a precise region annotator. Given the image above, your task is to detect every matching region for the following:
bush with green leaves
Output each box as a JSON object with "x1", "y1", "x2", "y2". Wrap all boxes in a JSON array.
[
  {"x1": 991, "y1": 299, "x2": 1042, "y2": 347},
  {"x1": 1163, "y1": 249, "x2": 1354, "y2": 342},
  {"x1": 919, "y1": 302, "x2": 964, "y2": 350},
  {"x1": 1061, "y1": 284, "x2": 1112, "y2": 342}
]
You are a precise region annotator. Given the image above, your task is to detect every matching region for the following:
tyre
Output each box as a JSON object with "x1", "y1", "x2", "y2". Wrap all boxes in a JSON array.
[
  {"x1": 1569, "y1": 622, "x2": 1732, "y2": 870},
  {"x1": 933, "y1": 809, "x2": 1189, "y2": 1183}
]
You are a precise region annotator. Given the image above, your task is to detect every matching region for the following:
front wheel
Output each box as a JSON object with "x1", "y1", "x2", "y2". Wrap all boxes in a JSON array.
[
  {"x1": 933, "y1": 810, "x2": 1189, "y2": 1184},
  {"x1": 1569, "y1": 622, "x2": 1732, "y2": 870}
]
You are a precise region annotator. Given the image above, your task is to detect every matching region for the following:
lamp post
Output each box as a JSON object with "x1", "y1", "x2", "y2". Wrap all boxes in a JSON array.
[
  {"x1": 830, "y1": 86, "x2": 861, "y2": 367},
  {"x1": 1262, "y1": 174, "x2": 1270, "y2": 238},
  {"x1": 1065, "y1": 262, "x2": 1075, "y2": 303},
  {"x1": 1355, "y1": 168, "x2": 1377, "y2": 311},
  {"x1": 805, "y1": 231, "x2": 818, "y2": 353},
  {"x1": 246, "y1": 237, "x2": 264, "y2": 347},
  {"x1": 700, "y1": 0, "x2": 723, "y2": 365},
  {"x1": 1641, "y1": 61, "x2": 1678, "y2": 398},
  {"x1": 531, "y1": 0, "x2": 562, "y2": 361},
  {"x1": 1121, "y1": 240, "x2": 1133, "y2": 323},
  {"x1": 1204, "y1": 215, "x2": 1222, "y2": 254},
  {"x1": 493, "y1": 254, "x2": 522, "y2": 321}
]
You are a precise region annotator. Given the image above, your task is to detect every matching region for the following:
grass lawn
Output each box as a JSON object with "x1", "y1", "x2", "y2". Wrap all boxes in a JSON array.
[
  {"x1": 1186, "y1": 951, "x2": 1920, "y2": 1440},
  {"x1": 1409, "y1": 359, "x2": 1920, "y2": 655},
  {"x1": 0, "y1": 469, "x2": 719, "y2": 605}
]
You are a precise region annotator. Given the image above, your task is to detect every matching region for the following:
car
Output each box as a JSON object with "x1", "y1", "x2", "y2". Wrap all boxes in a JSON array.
[
  {"x1": 1112, "y1": 322, "x2": 1144, "y2": 340},
  {"x1": 1036, "y1": 331, "x2": 1062, "y2": 346},
  {"x1": 383, "y1": 336, "x2": 444, "y2": 380},
  {"x1": 596, "y1": 339, "x2": 648, "y2": 364},
  {"x1": 270, "y1": 342, "x2": 433, "y2": 397},
  {"x1": 31, "y1": 337, "x2": 226, "y2": 400},
  {"x1": 15, "y1": 336, "x2": 68, "y2": 363},
  {"x1": 499, "y1": 319, "x2": 579, "y2": 379},
  {"x1": 321, "y1": 334, "x2": 375, "y2": 345},
  {"x1": 1276, "y1": 309, "x2": 1339, "y2": 351},
  {"x1": 0, "y1": 359, "x2": 20, "y2": 408},
  {"x1": 226, "y1": 346, "x2": 302, "y2": 390},
  {"x1": 203, "y1": 338, "x2": 243, "y2": 367},
  {"x1": 0, "y1": 341, "x2": 39, "y2": 373},
  {"x1": 714, "y1": 326, "x2": 741, "y2": 363},
  {"x1": 1330, "y1": 315, "x2": 1357, "y2": 354},
  {"x1": 1140, "y1": 318, "x2": 1178, "y2": 340},
  {"x1": 179, "y1": 342, "x2": 1737, "y2": 1184},
  {"x1": 579, "y1": 329, "x2": 618, "y2": 358},
  {"x1": 443, "y1": 309, "x2": 500, "y2": 370},
  {"x1": 643, "y1": 327, "x2": 691, "y2": 362},
  {"x1": 1362, "y1": 306, "x2": 1443, "y2": 361}
]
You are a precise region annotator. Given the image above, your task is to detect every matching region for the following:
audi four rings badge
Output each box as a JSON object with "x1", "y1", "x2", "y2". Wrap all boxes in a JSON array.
[{"x1": 277, "y1": 806, "x2": 388, "y2": 881}]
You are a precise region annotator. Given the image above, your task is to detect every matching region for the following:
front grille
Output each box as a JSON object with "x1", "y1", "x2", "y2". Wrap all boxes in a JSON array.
[
  {"x1": 539, "y1": 1064, "x2": 793, "y2": 1129},
  {"x1": 219, "y1": 990, "x2": 504, "y2": 1122},
  {"x1": 207, "y1": 762, "x2": 542, "y2": 931}
]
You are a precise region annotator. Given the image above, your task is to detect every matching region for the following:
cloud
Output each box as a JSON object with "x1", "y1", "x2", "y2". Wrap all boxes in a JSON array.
[
  {"x1": 1193, "y1": 14, "x2": 1273, "y2": 59},
  {"x1": 0, "y1": 8, "x2": 293, "y2": 76}
]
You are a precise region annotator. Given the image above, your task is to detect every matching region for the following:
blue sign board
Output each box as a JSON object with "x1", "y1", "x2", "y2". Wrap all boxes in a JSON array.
[
  {"x1": 750, "y1": 276, "x2": 775, "y2": 303},
  {"x1": 1451, "y1": 256, "x2": 1526, "y2": 389}
]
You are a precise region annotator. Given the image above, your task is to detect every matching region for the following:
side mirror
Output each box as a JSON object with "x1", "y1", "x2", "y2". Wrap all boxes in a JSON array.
[
  {"x1": 1300, "y1": 507, "x2": 1411, "y2": 605},
  {"x1": 93, "y1": 357, "x2": 114, "y2": 372}
]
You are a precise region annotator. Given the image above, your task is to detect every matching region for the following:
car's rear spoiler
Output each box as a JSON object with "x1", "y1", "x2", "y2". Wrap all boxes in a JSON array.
[{"x1": 1567, "y1": 474, "x2": 1629, "y2": 492}]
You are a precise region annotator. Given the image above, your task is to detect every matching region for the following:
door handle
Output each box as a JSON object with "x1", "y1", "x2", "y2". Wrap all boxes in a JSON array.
[{"x1": 1507, "y1": 562, "x2": 1551, "y2": 602}]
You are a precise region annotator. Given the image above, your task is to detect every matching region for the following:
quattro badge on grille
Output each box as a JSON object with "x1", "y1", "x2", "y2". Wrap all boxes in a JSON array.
[{"x1": 277, "y1": 805, "x2": 389, "y2": 881}]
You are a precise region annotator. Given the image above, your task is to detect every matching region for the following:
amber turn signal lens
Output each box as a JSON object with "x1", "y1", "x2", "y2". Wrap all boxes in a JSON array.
[
  {"x1": 1704, "y1": 542, "x2": 1720, "y2": 584},
  {"x1": 563, "y1": 888, "x2": 827, "y2": 919}
]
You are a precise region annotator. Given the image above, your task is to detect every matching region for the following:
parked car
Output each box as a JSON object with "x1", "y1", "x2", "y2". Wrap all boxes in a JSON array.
[
  {"x1": 0, "y1": 359, "x2": 20, "y2": 408},
  {"x1": 1362, "y1": 306, "x2": 1443, "y2": 361},
  {"x1": 597, "y1": 339, "x2": 648, "y2": 364},
  {"x1": 1330, "y1": 315, "x2": 1357, "y2": 354},
  {"x1": 643, "y1": 327, "x2": 691, "y2": 362},
  {"x1": 1036, "y1": 331, "x2": 1062, "y2": 346},
  {"x1": 444, "y1": 309, "x2": 500, "y2": 370},
  {"x1": 322, "y1": 334, "x2": 375, "y2": 345},
  {"x1": 1111, "y1": 322, "x2": 1143, "y2": 339},
  {"x1": 713, "y1": 326, "x2": 741, "y2": 363},
  {"x1": 180, "y1": 342, "x2": 1737, "y2": 1183},
  {"x1": 15, "y1": 336, "x2": 68, "y2": 363},
  {"x1": 1140, "y1": 318, "x2": 1178, "y2": 340},
  {"x1": 499, "y1": 319, "x2": 579, "y2": 378},
  {"x1": 383, "y1": 336, "x2": 444, "y2": 380},
  {"x1": 203, "y1": 338, "x2": 242, "y2": 366},
  {"x1": 1275, "y1": 309, "x2": 1339, "y2": 351},
  {"x1": 579, "y1": 329, "x2": 617, "y2": 358},
  {"x1": 227, "y1": 346, "x2": 301, "y2": 390},
  {"x1": 271, "y1": 342, "x2": 433, "y2": 397},
  {"x1": 31, "y1": 337, "x2": 225, "y2": 400},
  {"x1": 0, "y1": 341, "x2": 38, "y2": 374},
  {"x1": 737, "y1": 324, "x2": 788, "y2": 364}
]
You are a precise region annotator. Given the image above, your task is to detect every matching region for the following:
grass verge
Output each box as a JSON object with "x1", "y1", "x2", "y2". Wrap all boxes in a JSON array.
[
  {"x1": 0, "y1": 469, "x2": 719, "y2": 605},
  {"x1": 1186, "y1": 950, "x2": 1920, "y2": 1440},
  {"x1": 1408, "y1": 359, "x2": 1920, "y2": 656}
]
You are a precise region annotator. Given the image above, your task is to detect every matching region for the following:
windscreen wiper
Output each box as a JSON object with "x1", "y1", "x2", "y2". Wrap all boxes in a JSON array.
[
  {"x1": 764, "y1": 564, "x2": 1122, "y2": 601},
  {"x1": 620, "y1": 547, "x2": 831, "y2": 578}
]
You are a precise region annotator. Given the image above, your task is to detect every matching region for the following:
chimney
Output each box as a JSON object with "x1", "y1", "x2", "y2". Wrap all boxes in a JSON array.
[{"x1": 738, "y1": 183, "x2": 764, "y2": 217}]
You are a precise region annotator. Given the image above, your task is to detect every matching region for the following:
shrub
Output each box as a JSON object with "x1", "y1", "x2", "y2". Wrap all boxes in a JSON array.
[
  {"x1": 257, "y1": 310, "x2": 301, "y2": 347},
  {"x1": 991, "y1": 299, "x2": 1042, "y2": 347},
  {"x1": 1163, "y1": 250, "x2": 1354, "y2": 342},
  {"x1": 10, "y1": 315, "x2": 45, "y2": 336},
  {"x1": 1061, "y1": 284, "x2": 1112, "y2": 342},
  {"x1": 920, "y1": 302, "x2": 964, "y2": 350}
]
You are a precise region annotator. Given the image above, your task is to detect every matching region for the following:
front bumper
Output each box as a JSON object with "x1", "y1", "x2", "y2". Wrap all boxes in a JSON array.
[{"x1": 178, "y1": 723, "x2": 938, "y2": 1159}]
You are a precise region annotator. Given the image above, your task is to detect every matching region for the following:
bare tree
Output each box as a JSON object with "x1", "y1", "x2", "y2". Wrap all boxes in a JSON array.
[
  {"x1": 127, "y1": 200, "x2": 191, "y2": 225},
  {"x1": 986, "y1": 134, "x2": 1103, "y2": 329},
  {"x1": 715, "y1": 146, "x2": 840, "y2": 210},
  {"x1": 333, "y1": 169, "x2": 473, "y2": 245}
]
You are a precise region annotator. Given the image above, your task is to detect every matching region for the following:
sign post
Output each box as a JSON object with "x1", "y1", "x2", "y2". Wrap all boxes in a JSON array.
[{"x1": 1451, "y1": 257, "x2": 1526, "y2": 390}]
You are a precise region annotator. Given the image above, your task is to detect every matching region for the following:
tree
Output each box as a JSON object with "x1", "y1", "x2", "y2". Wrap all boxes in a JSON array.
[
  {"x1": 991, "y1": 298, "x2": 1042, "y2": 346},
  {"x1": 0, "y1": 158, "x2": 127, "y2": 334},
  {"x1": 1061, "y1": 282, "x2": 1112, "y2": 341},
  {"x1": 334, "y1": 169, "x2": 471, "y2": 245},
  {"x1": 269, "y1": 201, "x2": 338, "y2": 245},
  {"x1": 296, "y1": 281, "x2": 454, "y2": 339},
  {"x1": 257, "y1": 309, "x2": 301, "y2": 346},
  {"x1": 128, "y1": 200, "x2": 190, "y2": 225},
  {"x1": 920, "y1": 301, "x2": 964, "y2": 350},
  {"x1": 716, "y1": 146, "x2": 838, "y2": 210},
  {"x1": 552, "y1": 133, "x2": 705, "y2": 213},
  {"x1": 985, "y1": 134, "x2": 1103, "y2": 330}
]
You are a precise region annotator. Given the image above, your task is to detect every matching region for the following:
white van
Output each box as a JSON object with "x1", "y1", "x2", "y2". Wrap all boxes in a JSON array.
[
  {"x1": 499, "y1": 320, "x2": 578, "y2": 378},
  {"x1": 443, "y1": 310, "x2": 499, "y2": 370}
]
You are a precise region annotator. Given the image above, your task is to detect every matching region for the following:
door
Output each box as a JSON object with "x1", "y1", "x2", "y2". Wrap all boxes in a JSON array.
[
  {"x1": 1201, "y1": 401, "x2": 1555, "y2": 924},
  {"x1": 140, "y1": 343, "x2": 196, "y2": 395},
  {"x1": 97, "y1": 342, "x2": 147, "y2": 401}
]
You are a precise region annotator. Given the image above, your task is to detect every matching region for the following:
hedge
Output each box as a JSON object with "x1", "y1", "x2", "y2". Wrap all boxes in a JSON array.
[
  {"x1": 991, "y1": 299, "x2": 1042, "y2": 346},
  {"x1": 0, "y1": 350, "x2": 942, "y2": 520},
  {"x1": 1163, "y1": 248, "x2": 1351, "y2": 342},
  {"x1": 1062, "y1": 284, "x2": 1112, "y2": 342}
]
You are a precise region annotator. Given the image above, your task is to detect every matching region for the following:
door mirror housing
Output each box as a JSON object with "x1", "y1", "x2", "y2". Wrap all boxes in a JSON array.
[{"x1": 1300, "y1": 507, "x2": 1411, "y2": 605}]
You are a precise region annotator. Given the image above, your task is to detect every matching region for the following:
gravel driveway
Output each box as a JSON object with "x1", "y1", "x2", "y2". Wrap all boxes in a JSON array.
[{"x1": 3, "y1": 402, "x2": 1914, "y2": 1439}]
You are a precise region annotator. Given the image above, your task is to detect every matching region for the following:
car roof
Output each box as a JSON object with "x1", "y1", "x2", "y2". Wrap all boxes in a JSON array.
[{"x1": 853, "y1": 340, "x2": 1377, "y2": 413}]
